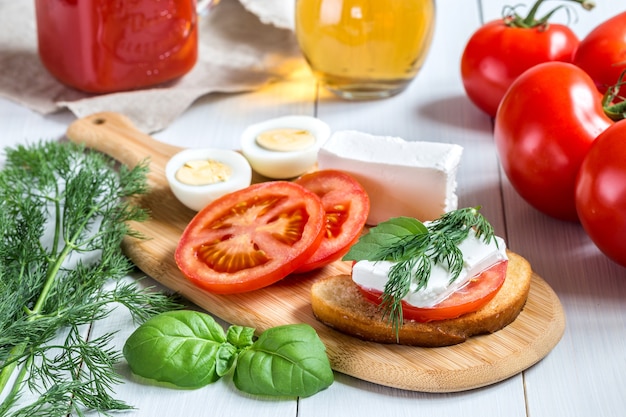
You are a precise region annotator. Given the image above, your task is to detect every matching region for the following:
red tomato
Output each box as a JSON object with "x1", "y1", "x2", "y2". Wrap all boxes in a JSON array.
[
  {"x1": 358, "y1": 261, "x2": 508, "y2": 323},
  {"x1": 461, "y1": 10, "x2": 581, "y2": 117},
  {"x1": 494, "y1": 62, "x2": 613, "y2": 221},
  {"x1": 574, "y1": 11, "x2": 626, "y2": 99},
  {"x1": 175, "y1": 182, "x2": 326, "y2": 294},
  {"x1": 294, "y1": 170, "x2": 370, "y2": 273},
  {"x1": 575, "y1": 120, "x2": 626, "y2": 267}
]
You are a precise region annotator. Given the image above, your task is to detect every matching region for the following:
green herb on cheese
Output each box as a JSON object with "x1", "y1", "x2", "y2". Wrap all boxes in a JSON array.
[{"x1": 343, "y1": 207, "x2": 496, "y2": 334}]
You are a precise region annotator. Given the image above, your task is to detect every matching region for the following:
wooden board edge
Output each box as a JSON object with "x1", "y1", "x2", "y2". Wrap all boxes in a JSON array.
[{"x1": 320, "y1": 272, "x2": 566, "y2": 392}]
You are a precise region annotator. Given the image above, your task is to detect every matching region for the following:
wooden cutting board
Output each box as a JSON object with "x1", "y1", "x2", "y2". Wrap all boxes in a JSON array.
[{"x1": 66, "y1": 112, "x2": 566, "y2": 393}]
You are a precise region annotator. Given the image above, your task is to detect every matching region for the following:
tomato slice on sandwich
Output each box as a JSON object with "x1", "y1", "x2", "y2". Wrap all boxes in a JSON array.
[
  {"x1": 358, "y1": 260, "x2": 508, "y2": 323},
  {"x1": 294, "y1": 170, "x2": 370, "y2": 273},
  {"x1": 175, "y1": 181, "x2": 326, "y2": 294}
]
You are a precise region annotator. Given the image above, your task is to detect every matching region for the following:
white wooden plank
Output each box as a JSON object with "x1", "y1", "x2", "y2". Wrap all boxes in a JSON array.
[
  {"x1": 501, "y1": 169, "x2": 626, "y2": 417},
  {"x1": 300, "y1": 372, "x2": 526, "y2": 417},
  {"x1": 478, "y1": 1, "x2": 626, "y2": 417},
  {"x1": 0, "y1": 102, "x2": 73, "y2": 147}
]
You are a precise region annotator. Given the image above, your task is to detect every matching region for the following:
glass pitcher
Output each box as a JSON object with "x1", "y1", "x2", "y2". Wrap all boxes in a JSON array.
[{"x1": 295, "y1": 0, "x2": 436, "y2": 100}]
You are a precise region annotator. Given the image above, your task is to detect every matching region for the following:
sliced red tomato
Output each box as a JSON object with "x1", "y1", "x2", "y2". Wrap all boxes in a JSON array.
[
  {"x1": 293, "y1": 170, "x2": 370, "y2": 273},
  {"x1": 175, "y1": 181, "x2": 326, "y2": 294},
  {"x1": 357, "y1": 260, "x2": 508, "y2": 323}
]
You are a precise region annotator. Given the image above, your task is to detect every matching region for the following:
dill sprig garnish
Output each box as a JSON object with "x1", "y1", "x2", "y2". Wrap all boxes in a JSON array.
[
  {"x1": 0, "y1": 141, "x2": 180, "y2": 417},
  {"x1": 343, "y1": 207, "x2": 496, "y2": 336}
]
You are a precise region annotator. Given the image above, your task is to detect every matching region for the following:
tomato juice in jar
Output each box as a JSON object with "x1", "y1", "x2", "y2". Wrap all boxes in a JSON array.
[
  {"x1": 295, "y1": 0, "x2": 435, "y2": 100},
  {"x1": 35, "y1": 0, "x2": 200, "y2": 93}
]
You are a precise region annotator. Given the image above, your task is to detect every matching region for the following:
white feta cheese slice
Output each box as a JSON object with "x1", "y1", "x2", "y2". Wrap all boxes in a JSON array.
[
  {"x1": 352, "y1": 230, "x2": 508, "y2": 308},
  {"x1": 317, "y1": 130, "x2": 463, "y2": 225}
]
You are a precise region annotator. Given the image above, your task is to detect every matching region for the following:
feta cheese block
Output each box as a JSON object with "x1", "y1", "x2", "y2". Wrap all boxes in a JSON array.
[
  {"x1": 317, "y1": 130, "x2": 463, "y2": 225},
  {"x1": 352, "y1": 229, "x2": 508, "y2": 308}
]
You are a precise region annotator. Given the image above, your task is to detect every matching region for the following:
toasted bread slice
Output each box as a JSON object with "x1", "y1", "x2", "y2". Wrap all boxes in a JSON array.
[{"x1": 310, "y1": 251, "x2": 532, "y2": 347}]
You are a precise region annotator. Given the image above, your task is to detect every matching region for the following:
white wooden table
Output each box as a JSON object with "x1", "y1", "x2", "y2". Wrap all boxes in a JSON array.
[{"x1": 2, "y1": 1, "x2": 626, "y2": 416}]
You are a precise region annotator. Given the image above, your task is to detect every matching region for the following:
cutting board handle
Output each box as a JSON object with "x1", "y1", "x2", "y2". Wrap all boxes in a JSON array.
[{"x1": 66, "y1": 112, "x2": 182, "y2": 173}]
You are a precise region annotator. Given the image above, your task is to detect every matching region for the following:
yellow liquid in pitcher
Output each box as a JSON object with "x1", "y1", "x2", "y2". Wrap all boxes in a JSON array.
[{"x1": 295, "y1": 0, "x2": 435, "y2": 99}]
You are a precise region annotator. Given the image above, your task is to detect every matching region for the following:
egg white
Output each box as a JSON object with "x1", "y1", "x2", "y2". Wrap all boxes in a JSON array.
[
  {"x1": 240, "y1": 115, "x2": 331, "y2": 179},
  {"x1": 166, "y1": 148, "x2": 252, "y2": 212}
]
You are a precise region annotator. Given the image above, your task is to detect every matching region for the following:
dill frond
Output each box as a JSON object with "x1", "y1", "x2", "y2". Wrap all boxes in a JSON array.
[{"x1": 0, "y1": 141, "x2": 179, "y2": 416}]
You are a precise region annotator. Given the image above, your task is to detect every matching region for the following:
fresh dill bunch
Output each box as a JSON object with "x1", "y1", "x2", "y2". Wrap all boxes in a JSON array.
[
  {"x1": 343, "y1": 207, "x2": 496, "y2": 335},
  {"x1": 0, "y1": 140, "x2": 180, "y2": 417}
]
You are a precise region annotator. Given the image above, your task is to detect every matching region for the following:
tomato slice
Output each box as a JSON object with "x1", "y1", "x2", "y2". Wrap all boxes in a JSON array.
[
  {"x1": 293, "y1": 170, "x2": 370, "y2": 273},
  {"x1": 175, "y1": 181, "x2": 326, "y2": 294},
  {"x1": 357, "y1": 260, "x2": 508, "y2": 323}
]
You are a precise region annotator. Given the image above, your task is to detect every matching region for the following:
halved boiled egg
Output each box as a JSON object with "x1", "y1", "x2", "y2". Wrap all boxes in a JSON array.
[
  {"x1": 241, "y1": 115, "x2": 331, "y2": 179},
  {"x1": 166, "y1": 148, "x2": 252, "y2": 211}
]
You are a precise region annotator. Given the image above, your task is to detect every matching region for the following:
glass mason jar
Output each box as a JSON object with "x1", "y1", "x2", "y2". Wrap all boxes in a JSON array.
[
  {"x1": 34, "y1": 0, "x2": 215, "y2": 94},
  {"x1": 295, "y1": 0, "x2": 436, "y2": 100}
]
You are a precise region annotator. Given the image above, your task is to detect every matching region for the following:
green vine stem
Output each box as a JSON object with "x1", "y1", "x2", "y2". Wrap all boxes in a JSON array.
[
  {"x1": 603, "y1": 70, "x2": 626, "y2": 121},
  {"x1": 503, "y1": 0, "x2": 595, "y2": 29}
]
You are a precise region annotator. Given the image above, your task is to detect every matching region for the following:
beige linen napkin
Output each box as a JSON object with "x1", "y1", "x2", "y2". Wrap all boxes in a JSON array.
[{"x1": 0, "y1": 0, "x2": 301, "y2": 133}]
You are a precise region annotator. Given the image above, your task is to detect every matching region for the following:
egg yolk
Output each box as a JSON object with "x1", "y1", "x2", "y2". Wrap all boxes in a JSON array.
[
  {"x1": 175, "y1": 160, "x2": 232, "y2": 186},
  {"x1": 256, "y1": 128, "x2": 316, "y2": 152}
]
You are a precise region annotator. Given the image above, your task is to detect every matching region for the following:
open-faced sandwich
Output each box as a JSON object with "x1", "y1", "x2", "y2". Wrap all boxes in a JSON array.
[{"x1": 310, "y1": 207, "x2": 532, "y2": 347}]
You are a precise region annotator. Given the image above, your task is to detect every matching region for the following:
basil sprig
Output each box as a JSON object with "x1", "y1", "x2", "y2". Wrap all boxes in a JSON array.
[{"x1": 123, "y1": 310, "x2": 333, "y2": 397}]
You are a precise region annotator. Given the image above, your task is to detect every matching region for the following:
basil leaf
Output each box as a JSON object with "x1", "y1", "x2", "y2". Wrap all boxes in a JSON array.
[
  {"x1": 342, "y1": 241, "x2": 380, "y2": 261},
  {"x1": 343, "y1": 232, "x2": 402, "y2": 260},
  {"x1": 370, "y1": 216, "x2": 427, "y2": 236},
  {"x1": 344, "y1": 216, "x2": 427, "y2": 261},
  {"x1": 123, "y1": 310, "x2": 229, "y2": 388},
  {"x1": 227, "y1": 325, "x2": 255, "y2": 348},
  {"x1": 233, "y1": 324, "x2": 333, "y2": 397},
  {"x1": 215, "y1": 325, "x2": 254, "y2": 376},
  {"x1": 216, "y1": 343, "x2": 238, "y2": 377}
]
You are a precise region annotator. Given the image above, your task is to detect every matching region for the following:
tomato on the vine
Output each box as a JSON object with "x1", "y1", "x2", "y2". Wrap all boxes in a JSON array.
[
  {"x1": 575, "y1": 120, "x2": 626, "y2": 268},
  {"x1": 461, "y1": 0, "x2": 592, "y2": 117},
  {"x1": 175, "y1": 181, "x2": 326, "y2": 294},
  {"x1": 358, "y1": 261, "x2": 508, "y2": 323},
  {"x1": 494, "y1": 61, "x2": 613, "y2": 221},
  {"x1": 293, "y1": 170, "x2": 370, "y2": 273},
  {"x1": 574, "y1": 11, "x2": 626, "y2": 99}
]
